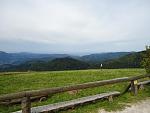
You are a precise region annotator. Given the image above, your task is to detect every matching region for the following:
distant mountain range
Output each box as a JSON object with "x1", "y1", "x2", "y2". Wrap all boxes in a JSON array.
[
  {"x1": 0, "y1": 51, "x2": 69, "y2": 65},
  {"x1": 0, "y1": 51, "x2": 131, "y2": 65},
  {"x1": 0, "y1": 51, "x2": 144, "y2": 72}
]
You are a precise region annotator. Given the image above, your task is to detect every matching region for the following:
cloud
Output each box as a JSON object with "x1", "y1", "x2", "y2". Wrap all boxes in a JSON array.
[{"x1": 0, "y1": 0, "x2": 150, "y2": 54}]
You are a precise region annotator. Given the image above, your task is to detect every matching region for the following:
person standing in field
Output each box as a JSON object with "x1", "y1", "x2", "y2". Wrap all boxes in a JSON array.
[{"x1": 100, "y1": 64, "x2": 103, "y2": 70}]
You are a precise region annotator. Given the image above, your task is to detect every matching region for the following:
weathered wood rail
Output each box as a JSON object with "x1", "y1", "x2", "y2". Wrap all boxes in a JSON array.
[
  {"x1": 14, "y1": 91, "x2": 120, "y2": 113},
  {"x1": 0, "y1": 74, "x2": 150, "y2": 113}
]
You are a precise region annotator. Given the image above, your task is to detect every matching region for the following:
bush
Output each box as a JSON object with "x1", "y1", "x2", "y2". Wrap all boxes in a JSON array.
[{"x1": 141, "y1": 46, "x2": 150, "y2": 73}]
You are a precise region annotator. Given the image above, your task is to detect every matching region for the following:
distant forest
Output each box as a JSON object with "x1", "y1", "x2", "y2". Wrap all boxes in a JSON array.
[{"x1": 0, "y1": 51, "x2": 144, "y2": 72}]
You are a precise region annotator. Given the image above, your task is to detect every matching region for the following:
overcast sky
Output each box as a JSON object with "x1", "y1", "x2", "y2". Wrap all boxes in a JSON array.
[{"x1": 0, "y1": 0, "x2": 150, "y2": 54}]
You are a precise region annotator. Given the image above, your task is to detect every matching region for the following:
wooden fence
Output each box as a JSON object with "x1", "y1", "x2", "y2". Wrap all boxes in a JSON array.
[{"x1": 0, "y1": 74, "x2": 150, "y2": 113}]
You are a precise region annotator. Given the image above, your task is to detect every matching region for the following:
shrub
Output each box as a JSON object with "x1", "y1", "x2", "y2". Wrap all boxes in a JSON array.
[{"x1": 141, "y1": 46, "x2": 150, "y2": 73}]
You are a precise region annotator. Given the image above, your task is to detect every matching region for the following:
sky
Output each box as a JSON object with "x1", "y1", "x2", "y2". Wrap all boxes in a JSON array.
[{"x1": 0, "y1": 0, "x2": 150, "y2": 55}]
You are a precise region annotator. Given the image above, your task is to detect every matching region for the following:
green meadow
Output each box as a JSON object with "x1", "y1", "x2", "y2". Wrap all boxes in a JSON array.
[{"x1": 0, "y1": 69, "x2": 150, "y2": 113}]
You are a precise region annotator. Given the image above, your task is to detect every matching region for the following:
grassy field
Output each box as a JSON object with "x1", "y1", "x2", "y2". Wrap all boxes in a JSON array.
[{"x1": 0, "y1": 69, "x2": 150, "y2": 113}]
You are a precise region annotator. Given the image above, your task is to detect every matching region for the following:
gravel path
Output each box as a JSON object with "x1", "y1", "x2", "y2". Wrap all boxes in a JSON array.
[{"x1": 99, "y1": 99, "x2": 150, "y2": 113}]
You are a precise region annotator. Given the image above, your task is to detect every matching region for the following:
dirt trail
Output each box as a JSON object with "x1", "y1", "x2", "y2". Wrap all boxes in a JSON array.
[{"x1": 99, "y1": 99, "x2": 150, "y2": 113}]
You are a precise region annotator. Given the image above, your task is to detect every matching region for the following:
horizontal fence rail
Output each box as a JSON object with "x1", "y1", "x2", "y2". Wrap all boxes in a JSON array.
[{"x1": 0, "y1": 74, "x2": 150, "y2": 101}]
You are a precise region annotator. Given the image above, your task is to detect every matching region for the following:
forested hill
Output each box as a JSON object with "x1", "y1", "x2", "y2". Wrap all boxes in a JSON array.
[
  {"x1": 0, "y1": 57, "x2": 90, "y2": 72},
  {"x1": 81, "y1": 52, "x2": 131, "y2": 63},
  {"x1": 102, "y1": 51, "x2": 144, "y2": 68}
]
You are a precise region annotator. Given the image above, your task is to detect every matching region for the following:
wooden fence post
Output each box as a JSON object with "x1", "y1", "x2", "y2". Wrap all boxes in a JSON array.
[
  {"x1": 21, "y1": 96, "x2": 31, "y2": 113},
  {"x1": 108, "y1": 95, "x2": 113, "y2": 102},
  {"x1": 131, "y1": 80, "x2": 138, "y2": 95}
]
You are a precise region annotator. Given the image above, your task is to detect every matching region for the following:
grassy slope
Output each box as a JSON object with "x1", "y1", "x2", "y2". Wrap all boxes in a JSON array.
[{"x1": 0, "y1": 69, "x2": 150, "y2": 113}]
